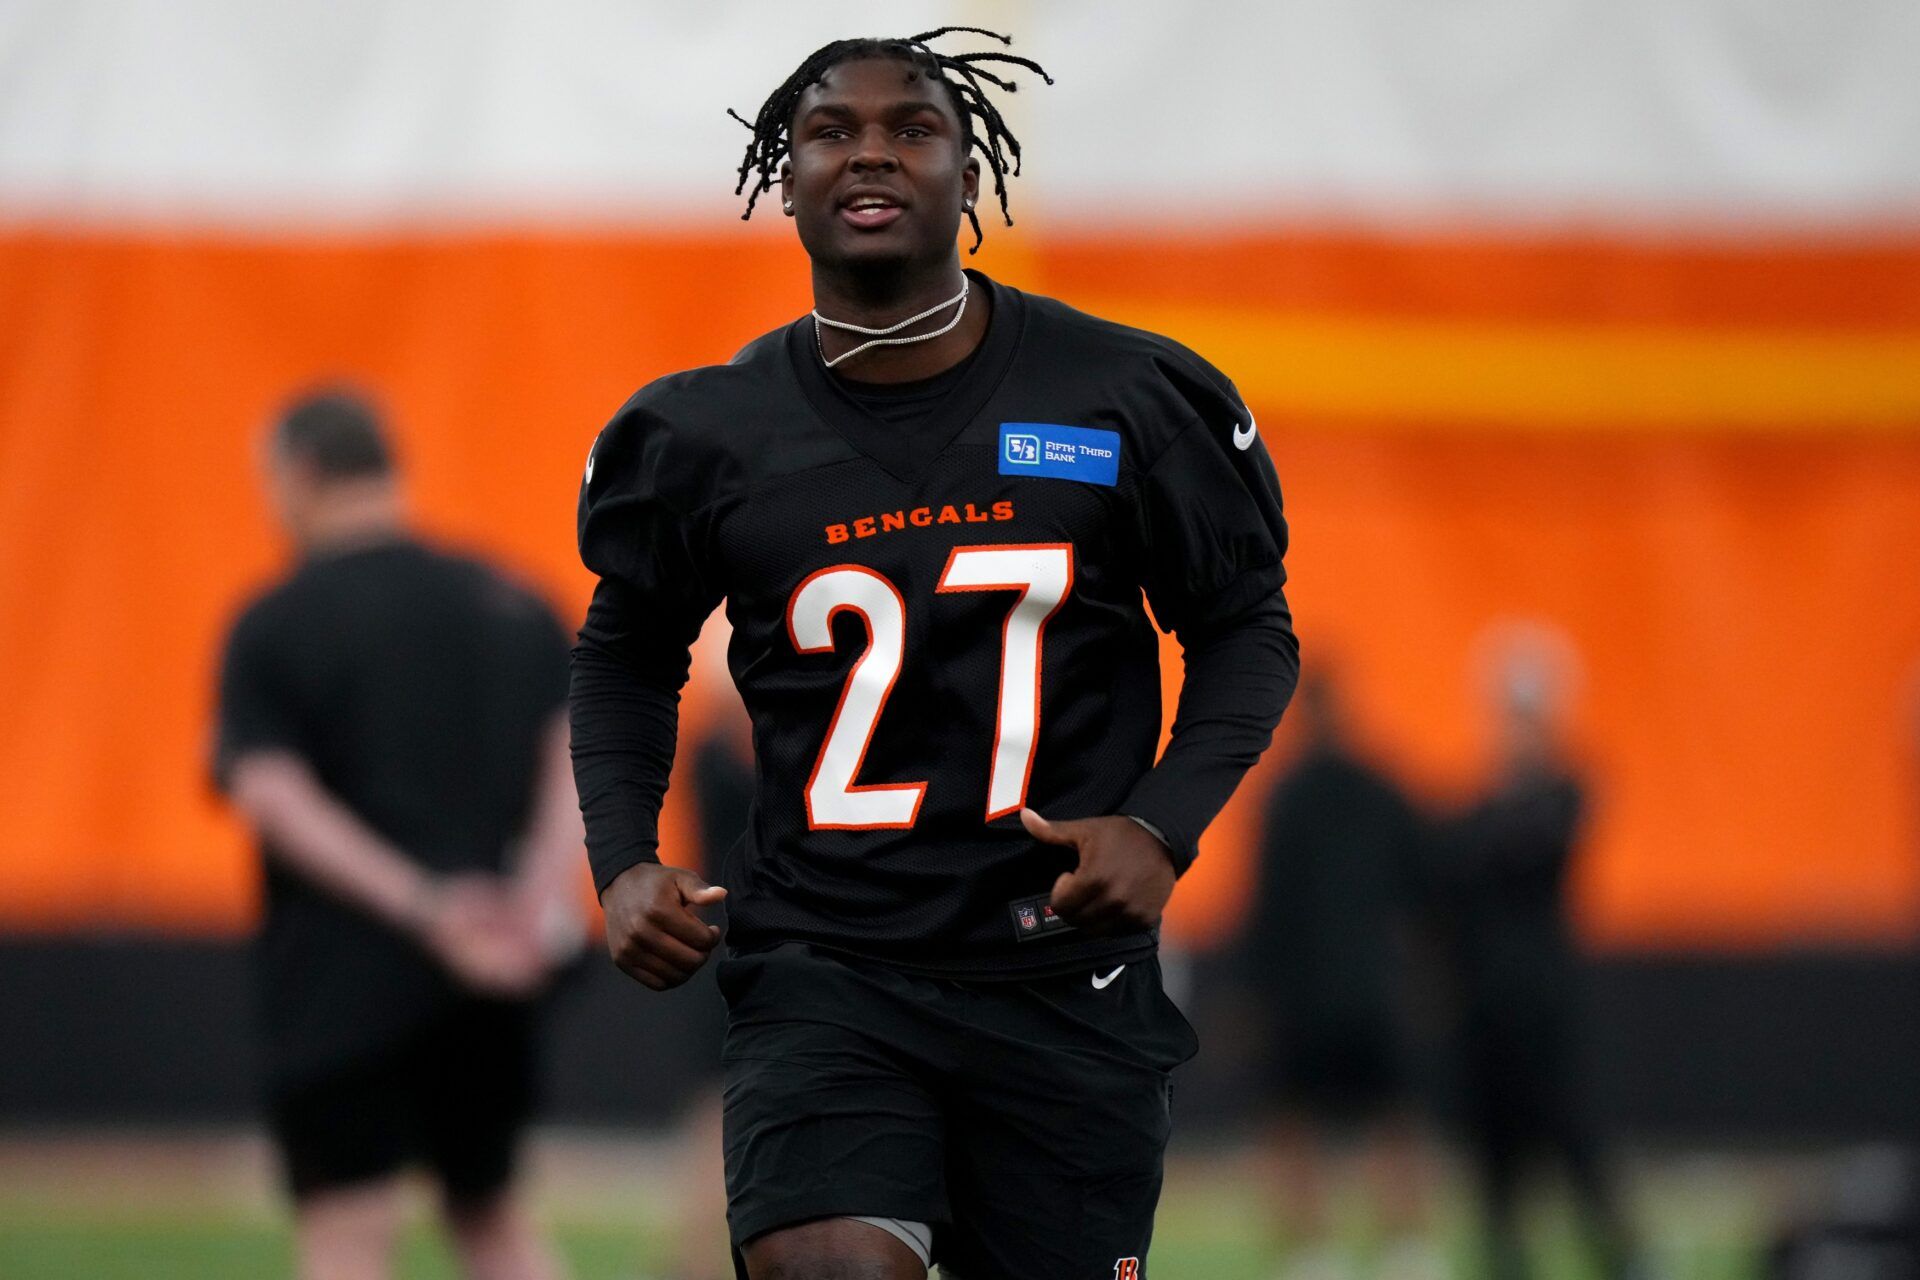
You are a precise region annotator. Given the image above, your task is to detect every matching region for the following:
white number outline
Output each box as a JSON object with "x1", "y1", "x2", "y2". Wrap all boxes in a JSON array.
[
  {"x1": 936, "y1": 543, "x2": 1076, "y2": 820},
  {"x1": 784, "y1": 565, "x2": 927, "y2": 830}
]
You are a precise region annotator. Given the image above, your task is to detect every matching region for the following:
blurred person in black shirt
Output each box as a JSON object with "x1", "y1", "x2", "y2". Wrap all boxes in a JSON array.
[
  {"x1": 1245, "y1": 672, "x2": 1440, "y2": 1280},
  {"x1": 215, "y1": 390, "x2": 580, "y2": 1280},
  {"x1": 1437, "y1": 630, "x2": 1633, "y2": 1280}
]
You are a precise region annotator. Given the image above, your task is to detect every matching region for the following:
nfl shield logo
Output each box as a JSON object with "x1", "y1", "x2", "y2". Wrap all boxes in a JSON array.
[{"x1": 1017, "y1": 905, "x2": 1039, "y2": 932}]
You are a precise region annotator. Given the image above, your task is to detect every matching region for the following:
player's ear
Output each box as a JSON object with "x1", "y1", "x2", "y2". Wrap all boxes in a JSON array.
[
  {"x1": 779, "y1": 162, "x2": 795, "y2": 217},
  {"x1": 961, "y1": 157, "x2": 980, "y2": 211}
]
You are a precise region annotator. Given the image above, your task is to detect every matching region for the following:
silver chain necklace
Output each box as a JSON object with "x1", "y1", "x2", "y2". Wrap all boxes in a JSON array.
[{"x1": 813, "y1": 277, "x2": 970, "y2": 370}]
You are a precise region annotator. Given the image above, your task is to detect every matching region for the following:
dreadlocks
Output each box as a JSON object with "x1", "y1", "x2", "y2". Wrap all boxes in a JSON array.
[{"x1": 728, "y1": 26, "x2": 1053, "y2": 254}]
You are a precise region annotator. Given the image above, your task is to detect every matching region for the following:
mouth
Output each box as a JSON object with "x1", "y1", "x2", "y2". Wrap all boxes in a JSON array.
[{"x1": 838, "y1": 191, "x2": 906, "y2": 230}]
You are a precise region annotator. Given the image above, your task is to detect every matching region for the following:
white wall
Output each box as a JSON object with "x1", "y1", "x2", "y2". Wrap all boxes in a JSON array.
[{"x1": 2, "y1": 0, "x2": 1916, "y2": 226}]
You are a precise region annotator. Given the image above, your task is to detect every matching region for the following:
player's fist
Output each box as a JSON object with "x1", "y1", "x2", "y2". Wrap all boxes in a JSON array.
[
  {"x1": 1022, "y1": 808, "x2": 1177, "y2": 936},
  {"x1": 599, "y1": 862, "x2": 727, "y2": 991}
]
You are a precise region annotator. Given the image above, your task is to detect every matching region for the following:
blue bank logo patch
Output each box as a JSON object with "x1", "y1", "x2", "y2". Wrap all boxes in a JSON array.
[{"x1": 997, "y1": 423, "x2": 1120, "y2": 487}]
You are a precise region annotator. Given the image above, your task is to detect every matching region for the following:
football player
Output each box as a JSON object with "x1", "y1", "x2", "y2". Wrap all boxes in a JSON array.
[{"x1": 571, "y1": 29, "x2": 1299, "y2": 1279}]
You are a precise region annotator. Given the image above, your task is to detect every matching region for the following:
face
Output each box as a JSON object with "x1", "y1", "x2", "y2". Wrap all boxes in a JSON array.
[{"x1": 781, "y1": 56, "x2": 980, "y2": 273}]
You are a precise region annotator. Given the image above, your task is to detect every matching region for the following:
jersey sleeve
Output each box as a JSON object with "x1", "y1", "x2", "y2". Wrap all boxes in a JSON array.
[
  {"x1": 571, "y1": 393, "x2": 726, "y2": 892},
  {"x1": 576, "y1": 394, "x2": 725, "y2": 669},
  {"x1": 1121, "y1": 363, "x2": 1299, "y2": 872},
  {"x1": 1133, "y1": 377, "x2": 1290, "y2": 638},
  {"x1": 211, "y1": 603, "x2": 308, "y2": 791}
]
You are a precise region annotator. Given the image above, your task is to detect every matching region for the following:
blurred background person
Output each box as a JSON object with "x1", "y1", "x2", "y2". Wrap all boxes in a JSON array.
[
  {"x1": 1758, "y1": 672, "x2": 1920, "y2": 1278},
  {"x1": 1242, "y1": 670, "x2": 1442, "y2": 1280},
  {"x1": 1434, "y1": 627, "x2": 1634, "y2": 1280},
  {"x1": 647, "y1": 689, "x2": 757, "y2": 1280},
  {"x1": 214, "y1": 389, "x2": 582, "y2": 1280}
]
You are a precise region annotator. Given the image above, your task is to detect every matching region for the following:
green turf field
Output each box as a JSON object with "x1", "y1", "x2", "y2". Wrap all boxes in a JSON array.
[{"x1": 0, "y1": 1133, "x2": 1769, "y2": 1279}]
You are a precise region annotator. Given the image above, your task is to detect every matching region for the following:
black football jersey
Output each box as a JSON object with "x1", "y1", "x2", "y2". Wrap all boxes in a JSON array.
[{"x1": 578, "y1": 270, "x2": 1291, "y2": 977}]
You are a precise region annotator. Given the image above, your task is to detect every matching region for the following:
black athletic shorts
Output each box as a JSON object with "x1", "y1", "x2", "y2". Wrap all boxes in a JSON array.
[
  {"x1": 717, "y1": 943, "x2": 1198, "y2": 1279},
  {"x1": 266, "y1": 999, "x2": 537, "y2": 1203}
]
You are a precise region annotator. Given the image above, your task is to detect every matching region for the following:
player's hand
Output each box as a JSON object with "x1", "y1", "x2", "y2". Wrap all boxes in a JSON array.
[
  {"x1": 416, "y1": 874, "x2": 547, "y2": 998},
  {"x1": 599, "y1": 862, "x2": 727, "y2": 991},
  {"x1": 1023, "y1": 808, "x2": 1177, "y2": 936}
]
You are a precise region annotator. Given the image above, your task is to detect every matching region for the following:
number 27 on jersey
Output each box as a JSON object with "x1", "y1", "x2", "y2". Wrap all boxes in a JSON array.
[{"x1": 784, "y1": 543, "x2": 1074, "y2": 830}]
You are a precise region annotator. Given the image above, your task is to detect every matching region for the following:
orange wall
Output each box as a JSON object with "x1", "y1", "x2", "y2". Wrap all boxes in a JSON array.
[{"x1": 2, "y1": 225, "x2": 1917, "y2": 949}]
